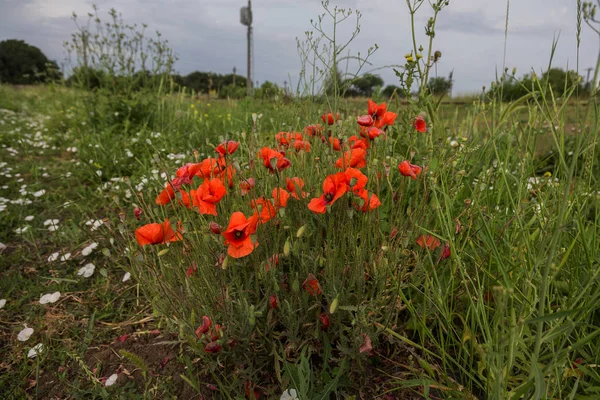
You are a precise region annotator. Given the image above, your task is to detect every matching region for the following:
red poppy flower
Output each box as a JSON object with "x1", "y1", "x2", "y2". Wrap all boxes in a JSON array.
[
  {"x1": 258, "y1": 147, "x2": 291, "y2": 173},
  {"x1": 328, "y1": 137, "x2": 342, "y2": 151},
  {"x1": 250, "y1": 197, "x2": 277, "y2": 223},
  {"x1": 178, "y1": 189, "x2": 192, "y2": 208},
  {"x1": 348, "y1": 135, "x2": 370, "y2": 150},
  {"x1": 319, "y1": 313, "x2": 330, "y2": 330},
  {"x1": 293, "y1": 139, "x2": 311, "y2": 152},
  {"x1": 398, "y1": 160, "x2": 422, "y2": 180},
  {"x1": 304, "y1": 124, "x2": 324, "y2": 137},
  {"x1": 367, "y1": 100, "x2": 397, "y2": 128},
  {"x1": 286, "y1": 177, "x2": 308, "y2": 199},
  {"x1": 360, "y1": 126, "x2": 384, "y2": 141},
  {"x1": 357, "y1": 114, "x2": 374, "y2": 126},
  {"x1": 239, "y1": 178, "x2": 255, "y2": 196},
  {"x1": 321, "y1": 112, "x2": 339, "y2": 125},
  {"x1": 176, "y1": 162, "x2": 203, "y2": 181},
  {"x1": 269, "y1": 294, "x2": 278, "y2": 309},
  {"x1": 209, "y1": 221, "x2": 222, "y2": 234},
  {"x1": 416, "y1": 234, "x2": 441, "y2": 250},
  {"x1": 135, "y1": 218, "x2": 183, "y2": 246},
  {"x1": 302, "y1": 273, "x2": 322, "y2": 295},
  {"x1": 134, "y1": 207, "x2": 143, "y2": 220},
  {"x1": 272, "y1": 188, "x2": 290, "y2": 208},
  {"x1": 216, "y1": 140, "x2": 239, "y2": 156},
  {"x1": 191, "y1": 178, "x2": 227, "y2": 216},
  {"x1": 275, "y1": 131, "x2": 303, "y2": 147},
  {"x1": 195, "y1": 316, "x2": 212, "y2": 337},
  {"x1": 335, "y1": 148, "x2": 367, "y2": 169},
  {"x1": 413, "y1": 116, "x2": 427, "y2": 133},
  {"x1": 344, "y1": 167, "x2": 368, "y2": 193},
  {"x1": 308, "y1": 172, "x2": 348, "y2": 214},
  {"x1": 155, "y1": 183, "x2": 176, "y2": 205},
  {"x1": 222, "y1": 211, "x2": 259, "y2": 258},
  {"x1": 354, "y1": 189, "x2": 381, "y2": 212}
]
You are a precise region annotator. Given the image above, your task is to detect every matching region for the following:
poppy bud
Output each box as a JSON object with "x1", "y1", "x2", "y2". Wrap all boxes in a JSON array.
[
  {"x1": 319, "y1": 313, "x2": 329, "y2": 330},
  {"x1": 195, "y1": 316, "x2": 212, "y2": 337},
  {"x1": 269, "y1": 294, "x2": 278, "y2": 309},
  {"x1": 209, "y1": 221, "x2": 222, "y2": 234},
  {"x1": 134, "y1": 207, "x2": 143, "y2": 220},
  {"x1": 204, "y1": 341, "x2": 222, "y2": 353}
]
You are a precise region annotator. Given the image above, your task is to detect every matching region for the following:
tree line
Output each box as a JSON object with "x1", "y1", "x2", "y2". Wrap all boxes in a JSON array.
[{"x1": 0, "y1": 38, "x2": 592, "y2": 100}]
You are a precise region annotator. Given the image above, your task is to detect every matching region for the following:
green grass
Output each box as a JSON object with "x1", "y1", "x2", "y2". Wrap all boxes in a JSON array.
[{"x1": 0, "y1": 76, "x2": 599, "y2": 400}]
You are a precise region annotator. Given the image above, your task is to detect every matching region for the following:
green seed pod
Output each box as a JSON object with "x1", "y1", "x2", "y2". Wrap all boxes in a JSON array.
[
  {"x1": 283, "y1": 238, "x2": 291, "y2": 256},
  {"x1": 157, "y1": 249, "x2": 169, "y2": 257},
  {"x1": 296, "y1": 224, "x2": 307, "y2": 238},
  {"x1": 329, "y1": 295, "x2": 339, "y2": 314}
]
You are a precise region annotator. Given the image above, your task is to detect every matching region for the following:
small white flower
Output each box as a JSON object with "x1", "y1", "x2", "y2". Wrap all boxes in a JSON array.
[
  {"x1": 39, "y1": 292, "x2": 61, "y2": 304},
  {"x1": 15, "y1": 226, "x2": 29, "y2": 234},
  {"x1": 0, "y1": 299, "x2": 6, "y2": 309},
  {"x1": 27, "y1": 343, "x2": 44, "y2": 358},
  {"x1": 105, "y1": 373, "x2": 118, "y2": 387},
  {"x1": 47, "y1": 252, "x2": 60, "y2": 262},
  {"x1": 280, "y1": 389, "x2": 299, "y2": 400},
  {"x1": 43, "y1": 219, "x2": 60, "y2": 226},
  {"x1": 48, "y1": 224, "x2": 59, "y2": 232},
  {"x1": 0, "y1": 242, "x2": 6, "y2": 252},
  {"x1": 81, "y1": 242, "x2": 98, "y2": 256},
  {"x1": 25, "y1": 215, "x2": 34, "y2": 221},
  {"x1": 33, "y1": 190, "x2": 46, "y2": 197},
  {"x1": 96, "y1": 170, "x2": 102, "y2": 177},
  {"x1": 60, "y1": 253, "x2": 71, "y2": 261},
  {"x1": 78, "y1": 263, "x2": 95, "y2": 278},
  {"x1": 122, "y1": 272, "x2": 131, "y2": 282},
  {"x1": 18, "y1": 327, "x2": 34, "y2": 342}
]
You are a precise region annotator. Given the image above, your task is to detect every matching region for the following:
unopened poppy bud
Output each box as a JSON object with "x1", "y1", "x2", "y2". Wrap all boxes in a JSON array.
[
  {"x1": 134, "y1": 207, "x2": 143, "y2": 220},
  {"x1": 209, "y1": 221, "x2": 222, "y2": 234}
]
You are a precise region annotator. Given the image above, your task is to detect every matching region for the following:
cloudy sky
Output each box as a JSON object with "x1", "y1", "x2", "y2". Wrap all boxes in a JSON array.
[{"x1": 1, "y1": 0, "x2": 598, "y2": 94}]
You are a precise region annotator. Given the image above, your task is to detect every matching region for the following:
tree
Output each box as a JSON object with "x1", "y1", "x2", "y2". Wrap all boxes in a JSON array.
[
  {"x1": 0, "y1": 39, "x2": 61, "y2": 84},
  {"x1": 382, "y1": 85, "x2": 403, "y2": 99},
  {"x1": 541, "y1": 68, "x2": 583, "y2": 97},
  {"x1": 428, "y1": 75, "x2": 453, "y2": 96},
  {"x1": 350, "y1": 73, "x2": 384, "y2": 97}
]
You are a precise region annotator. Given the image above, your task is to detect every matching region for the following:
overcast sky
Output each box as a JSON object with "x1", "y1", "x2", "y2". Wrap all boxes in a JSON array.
[{"x1": 1, "y1": 0, "x2": 598, "y2": 94}]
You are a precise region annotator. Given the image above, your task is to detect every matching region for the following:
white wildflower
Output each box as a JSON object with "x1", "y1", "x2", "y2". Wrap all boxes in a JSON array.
[
  {"x1": 18, "y1": 327, "x2": 34, "y2": 342},
  {"x1": 39, "y1": 292, "x2": 61, "y2": 304},
  {"x1": 105, "y1": 373, "x2": 118, "y2": 387},
  {"x1": 122, "y1": 272, "x2": 131, "y2": 283},
  {"x1": 78, "y1": 263, "x2": 95, "y2": 278},
  {"x1": 28, "y1": 343, "x2": 44, "y2": 358}
]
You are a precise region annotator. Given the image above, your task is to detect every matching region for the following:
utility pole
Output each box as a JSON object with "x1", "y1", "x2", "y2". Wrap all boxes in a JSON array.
[
  {"x1": 240, "y1": 1, "x2": 253, "y2": 96},
  {"x1": 246, "y1": 0, "x2": 252, "y2": 96}
]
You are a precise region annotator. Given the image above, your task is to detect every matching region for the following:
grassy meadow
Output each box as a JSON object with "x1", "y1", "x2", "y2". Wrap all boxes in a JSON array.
[{"x1": 1, "y1": 2, "x2": 600, "y2": 398}]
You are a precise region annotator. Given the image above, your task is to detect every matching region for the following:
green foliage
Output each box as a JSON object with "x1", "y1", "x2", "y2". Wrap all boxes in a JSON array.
[
  {"x1": 0, "y1": 39, "x2": 62, "y2": 84},
  {"x1": 427, "y1": 75, "x2": 452, "y2": 96},
  {"x1": 344, "y1": 73, "x2": 384, "y2": 97}
]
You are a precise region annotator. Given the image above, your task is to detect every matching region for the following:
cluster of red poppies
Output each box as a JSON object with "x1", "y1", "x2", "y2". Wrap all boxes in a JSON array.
[{"x1": 135, "y1": 100, "x2": 433, "y2": 260}]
